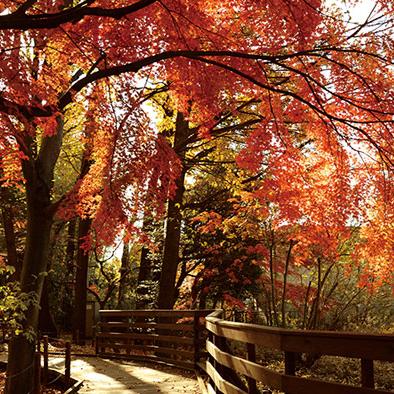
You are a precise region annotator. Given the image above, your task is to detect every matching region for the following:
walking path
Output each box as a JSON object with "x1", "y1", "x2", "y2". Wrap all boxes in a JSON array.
[{"x1": 48, "y1": 356, "x2": 201, "y2": 394}]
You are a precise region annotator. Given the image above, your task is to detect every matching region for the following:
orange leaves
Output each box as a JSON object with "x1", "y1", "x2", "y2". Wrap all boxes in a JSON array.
[
  {"x1": 355, "y1": 171, "x2": 394, "y2": 289},
  {"x1": 0, "y1": 140, "x2": 26, "y2": 188},
  {"x1": 34, "y1": 113, "x2": 63, "y2": 137},
  {"x1": 193, "y1": 211, "x2": 223, "y2": 234},
  {"x1": 223, "y1": 293, "x2": 246, "y2": 309},
  {"x1": 0, "y1": 0, "x2": 392, "y2": 270}
]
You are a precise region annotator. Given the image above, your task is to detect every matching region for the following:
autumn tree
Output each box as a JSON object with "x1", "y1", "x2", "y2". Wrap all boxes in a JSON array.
[
  {"x1": 146, "y1": 95, "x2": 262, "y2": 309},
  {"x1": 0, "y1": 1, "x2": 393, "y2": 393}
]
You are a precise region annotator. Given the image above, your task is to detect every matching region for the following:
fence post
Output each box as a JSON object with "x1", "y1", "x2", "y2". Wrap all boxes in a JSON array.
[
  {"x1": 207, "y1": 331, "x2": 220, "y2": 393},
  {"x1": 193, "y1": 311, "x2": 200, "y2": 366},
  {"x1": 33, "y1": 352, "x2": 41, "y2": 394},
  {"x1": 247, "y1": 343, "x2": 258, "y2": 394},
  {"x1": 65, "y1": 341, "x2": 71, "y2": 385},
  {"x1": 43, "y1": 335, "x2": 49, "y2": 386},
  {"x1": 361, "y1": 359, "x2": 374, "y2": 388},
  {"x1": 284, "y1": 351, "x2": 296, "y2": 375},
  {"x1": 284, "y1": 351, "x2": 296, "y2": 394}
]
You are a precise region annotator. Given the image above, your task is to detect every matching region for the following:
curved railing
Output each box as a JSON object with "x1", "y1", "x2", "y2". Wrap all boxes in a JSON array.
[
  {"x1": 205, "y1": 310, "x2": 394, "y2": 394},
  {"x1": 96, "y1": 309, "x2": 214, "y2": 369},
  {"x1": 95, "y1": 309, "x2": 394, "y2": 393}
]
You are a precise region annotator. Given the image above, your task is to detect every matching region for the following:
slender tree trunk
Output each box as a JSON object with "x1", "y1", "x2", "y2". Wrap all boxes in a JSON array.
[
  {"x1": 281, "y1": 240, "x2": 294, "y2": 327},
  {"x1": 71, "y1": 128, "x2": 94, "y2": 342},
  {"x1": 65, "y1": 219, "x2": 77, "y2": 276},
  {"x1": 269, "y1": 235, "x2": 278, "y2": 326},
  {"x1": 63, "y1": 219, "x2": 76, "y2": 330},
  {"x1": 138, "y1": 246, "x2": 151, "y2": 282},
  {"x1": 0, "y1": 186, "x2": 21, "y2": 280},
  {"x1": 307, "y1": 258, "x2": 322, "y2": 329},
  {"x1": 72, "y1": 218, "x2": 91, "y2": 344},
  {"x1": 135, "y1": 245, "x2": 153, "y2": 309},
  {"x1": 38, "y1": 277, "x2": 58, "y2": 337},
  {"x1": 157, "y1": 112, "x2": 188, "y2": 309},
  {"x1": 117, "y1": 241, "x2": 130, "y2": 309},
  {"x1": 39, "y1": 222, "x2": 63, "y2": 337},
  {"x1": 302, "y1": 281, "x2": 312, "y2": 329}
]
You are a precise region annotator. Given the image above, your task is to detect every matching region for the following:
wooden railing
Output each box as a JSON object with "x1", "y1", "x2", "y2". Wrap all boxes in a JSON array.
[
  {"x1": 95, "y1": 309, "x2": 394, "y2": 393},
  {"x1": 205, "y1": 310, "x2": 394, "y2": 394},
  {"x1": 96, "y1": 309, "x2": 213, "y2": 369}
]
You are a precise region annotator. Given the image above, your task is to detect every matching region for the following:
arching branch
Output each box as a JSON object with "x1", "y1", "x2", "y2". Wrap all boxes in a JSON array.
[{"x1": 0, "y1": 0, "x2": 157, "y2": 30}]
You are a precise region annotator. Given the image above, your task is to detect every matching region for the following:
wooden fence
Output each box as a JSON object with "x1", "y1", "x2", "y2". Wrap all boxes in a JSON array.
[
  {"x1": 205, "y1": 310, "x2": 394, "y2": 394},
  {"x1": 96, "y1": 309, "x2": 213, "y2": 369},
  {"x1": 95, "y1": 309, "x2": 394, "y2": 393}
]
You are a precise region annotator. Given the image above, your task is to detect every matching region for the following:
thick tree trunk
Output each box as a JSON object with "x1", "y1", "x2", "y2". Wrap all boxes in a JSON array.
[
  {"x1": 157, "y1": 112, "x2": 188, "y2": 309},
  {"x1": 6, "y1": 117, "x2": 63, "y2": 394},
  {"x1": 72, "y1": 218, "x2": 91, "y2": 344},
  {"x1": 5, "y1": 199, "x2": 53, "y2": 394}
]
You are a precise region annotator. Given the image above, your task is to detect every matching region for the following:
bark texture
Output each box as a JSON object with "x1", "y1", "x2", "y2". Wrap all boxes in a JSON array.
[
  {"x1": 72, "y1": 218, "x2": 91, "y2": 344},
  {"x1": 157, "y1": 112, "x2": 188, "y2": 309},
  {"x1": 6, "y1": 118, "x2": 63, "y2": 394}
]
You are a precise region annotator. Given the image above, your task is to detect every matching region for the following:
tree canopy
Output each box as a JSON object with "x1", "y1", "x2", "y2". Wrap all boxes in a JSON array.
[{"x1": 0, "y1": 0, "x2": 393, "y2": 392}]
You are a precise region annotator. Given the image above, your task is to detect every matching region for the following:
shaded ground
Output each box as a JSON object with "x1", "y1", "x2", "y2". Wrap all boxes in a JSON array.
[
  {"x1": 0, "y1": 352, "x2": 200, "y2": 393},
  {"x1": 48, "y1": 356, "x2": 200, "y2": 393}
]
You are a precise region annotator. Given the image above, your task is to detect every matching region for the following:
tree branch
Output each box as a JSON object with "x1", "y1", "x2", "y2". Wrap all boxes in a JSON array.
[{"x1": 0, "y1": 0, "x2": 157, "y2": 30}]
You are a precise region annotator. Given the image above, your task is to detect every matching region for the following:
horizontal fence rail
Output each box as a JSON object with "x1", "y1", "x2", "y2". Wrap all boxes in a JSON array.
[
  {"x1": 205, "y1": 310, "x2": 394, "y2": 394},
  {"x1": 96, "y1": 309, "x2": 213, "y2": 369}
]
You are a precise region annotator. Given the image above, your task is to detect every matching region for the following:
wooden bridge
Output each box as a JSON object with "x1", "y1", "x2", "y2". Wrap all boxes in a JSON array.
[{"x1": 95, "y1": 309, "x2": 394, "y2": 394}]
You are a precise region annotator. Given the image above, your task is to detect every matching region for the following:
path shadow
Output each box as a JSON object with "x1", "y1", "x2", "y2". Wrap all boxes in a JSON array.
[
  {"x1": 84, "y1": 357, "x2": 160, "y2": 392},
  {"x1": 82, "y1": 356, "x2": 197, "y2": 393}
]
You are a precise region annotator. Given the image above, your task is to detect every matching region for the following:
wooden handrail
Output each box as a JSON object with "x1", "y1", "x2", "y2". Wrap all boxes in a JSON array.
[
  {"x1": 205, "y1": 310, "x2": 394, "y2": 394},
  {"x1": 99, "y1": 309, "x2": 214, "y2": 317},
  {"x1": 96, "y1": 309, "x2": 214, "y2": 369},
  {"x1": 94, "y1": 309, "x2": 393, "y2": 393}
]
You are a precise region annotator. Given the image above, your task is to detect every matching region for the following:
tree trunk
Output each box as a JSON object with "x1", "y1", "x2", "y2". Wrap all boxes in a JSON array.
[
  {"x1": 72, "y1": 218, "x2": 91, "y2": 344},
  {"x1": 39, "y1": 221, "x2": 63, "y2": 337},
  {"x1": 268, "y1": 234, "x2": 279, "y2": 326},
  {"x1": 38, "y1": 277, "x2": 58, "y2": 337},
  {"x1": 0, "y1": 186, "x2": 21, "y2": 280},
  {"x1": 71, "y1": 130, "x2": 94, "y2": 342},
  {"x1": 6, "y1": 117, "x2": 63, "y2": 394},
  {"x1": 135, "y1": 246, "x2": 153, "y2": 309},
  {"x1": 157, "y1": 112, "x2": 188, "y2": 309},
  {"x1": 281, "y1": 240, "x2": 295, "y2": 327},
  {"x1": 117, "y1": 241, "x2": 130, "y2": 309},
  {"x1": 5, "y1": 196, "x2": 53, "y2": 394},
  {"x1": 63, "y1": 219, "x2": 77, "y2": 330}
]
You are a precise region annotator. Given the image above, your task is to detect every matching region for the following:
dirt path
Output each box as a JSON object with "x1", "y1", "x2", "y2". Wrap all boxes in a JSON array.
[{"x1": 48, "y1": 356, "x2": 201, "y2": 394}]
